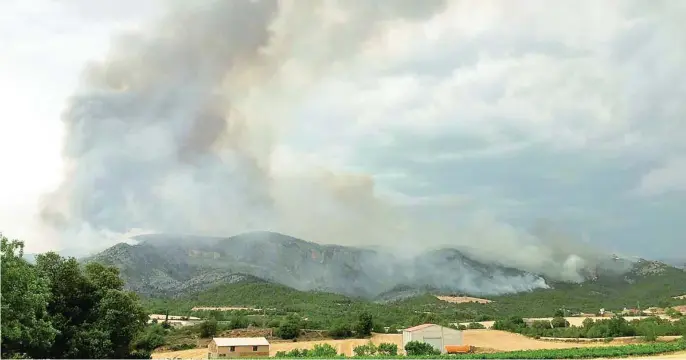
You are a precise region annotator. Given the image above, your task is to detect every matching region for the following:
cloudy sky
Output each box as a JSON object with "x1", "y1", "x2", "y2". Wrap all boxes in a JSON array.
[{"x1": 0, "y1": 0, "x2": 684, "y2": 262}]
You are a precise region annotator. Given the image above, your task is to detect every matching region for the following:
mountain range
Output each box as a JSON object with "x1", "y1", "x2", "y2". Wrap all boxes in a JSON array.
[{"x1": 80, "y1": 231, "x2": 682, "y2": 300}]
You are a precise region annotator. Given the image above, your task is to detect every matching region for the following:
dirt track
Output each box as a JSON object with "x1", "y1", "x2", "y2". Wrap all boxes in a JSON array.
[{"x1": 152, "y1": 330, "x2": 680, "y2": 358}]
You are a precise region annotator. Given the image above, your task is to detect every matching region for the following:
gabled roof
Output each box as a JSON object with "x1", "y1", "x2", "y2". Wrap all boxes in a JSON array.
[
  {"x1": 212, "y1": 337, "x2": 270, "y2": 347},
  {"x1": 404, "y1": 323, "x2": 436, "y2": 332}
]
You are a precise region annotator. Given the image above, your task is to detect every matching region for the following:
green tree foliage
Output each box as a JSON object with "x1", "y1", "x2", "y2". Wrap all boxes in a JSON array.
[
  {"x1": 467, "y1": 322, "x2": 486, "y2": 329},
  {"x1": 0, "y1": 236, "x2": 57, "y2": 358},
  {"x1": 276, "y1": 315, "x2": 301, "y2": 340},
  {"x1": 199, "y1": 319, "x2": 218, "y2": 338},
  {"x1": 328, "y1": 322, "x2": 353, "y2": 339},
  {"x1": 404, "y1": 340, "x2": 441, "y2": 356},
  {"x1": 354, "y1": 311, "x2": 373, "y2": 337},
  {"x1": 666, "y1": 307, "x2": 683, "y2": 319},
  {"x1": 497, "y1": 315, "x2": 686, "y2": 340},
  {"x1": 1, "y1": 236, "x2": 151, "y2": 359},
  {"x1": 551, "y1": 316, "x2": 570, "y2": 328}
]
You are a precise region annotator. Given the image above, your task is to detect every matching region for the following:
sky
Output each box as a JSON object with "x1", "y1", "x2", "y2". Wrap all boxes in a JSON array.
[{"x1": 0, "y1": 0, "x2": 684, "y2": 263}]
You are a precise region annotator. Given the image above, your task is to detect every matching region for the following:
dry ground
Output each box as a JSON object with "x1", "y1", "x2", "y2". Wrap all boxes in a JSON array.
[
  {"x1": 436, "y1": 295, "x2": 492, "y2": 304},
  {"x1": 152, "y1": 330, "x2": 684, "y2": 359},
  {"x1": 672, "y1": 294, "x2": 686, "y2": 300}
]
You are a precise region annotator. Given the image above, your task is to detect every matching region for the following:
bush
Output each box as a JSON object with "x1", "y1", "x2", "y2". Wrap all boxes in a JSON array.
[
  {"x1": 458, "y1": 324, "x2": 467, "y2": 330},
  {"x1": 353, "y1": 342, "x2": 377, "y2": 357},
  {"x1": 666, "y1": 307, "x2": 683, "y2": 319},
  {"x1": 467, "y1": 322, "x2": 486, "y2": 329},
  {"x1": 310, "y1": 343, "x2": 338, "y2": 357},
  {"x1": 168, "y1": 343, "x2": 195, "y2": 351},
  {"x1": 328, "y1": 323, "x2": 353, "y2": 339},
  {"x1": 404, "y1": 341, "x2": 440, "y2": 356},
  {"x1": 133, "y1": 324, "x2": 167, "y2": 352},
  {"x1": 377, "y1": 342, "x2": 398, "y2": 356}
]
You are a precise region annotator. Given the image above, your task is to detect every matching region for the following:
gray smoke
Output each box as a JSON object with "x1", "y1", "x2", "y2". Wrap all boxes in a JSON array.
[{"x1": 42, "y1": 0, "x2": 631, "y2": 294}]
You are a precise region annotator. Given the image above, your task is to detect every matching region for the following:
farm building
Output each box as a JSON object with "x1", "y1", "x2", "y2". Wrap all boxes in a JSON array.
[
  {"x1": 402, "y1": 323, "x2": 463, "y2": 354},
  {"x1": 207, "y1": 337, "x2": 270, "y2": 358}
]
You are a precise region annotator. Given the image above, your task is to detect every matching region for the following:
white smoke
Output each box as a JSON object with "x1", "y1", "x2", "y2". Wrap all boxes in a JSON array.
[{"x1": 41, "y1": 0, "x2": 633, "y2": 290}]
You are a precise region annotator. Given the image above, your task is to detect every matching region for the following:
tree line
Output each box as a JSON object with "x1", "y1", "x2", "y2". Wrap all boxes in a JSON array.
[
  {"x1": 492, "y1": 312, "x2": 686, "y2": 341},
  {"x1": 1, "y1": 236, "x2": 154, "y2": 359}
]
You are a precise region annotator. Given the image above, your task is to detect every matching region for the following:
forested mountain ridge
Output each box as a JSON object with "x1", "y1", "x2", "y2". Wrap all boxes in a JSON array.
[{"x1": 85, "y1": 231, "x2": 685, "y2": 301}]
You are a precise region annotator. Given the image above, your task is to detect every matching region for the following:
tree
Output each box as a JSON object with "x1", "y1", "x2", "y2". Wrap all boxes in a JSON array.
[
  {"x1": 328, "y1": 322, "x2": 353, "y2": 339},
  {"x1": 199, "y1": 320, "x2": 219, "y2": 338},
  {"x1": 551, "y1": 317, "x2": 569, "y2": 328},
  {"x1": 354, "y1": 311, "x2": 373, "y2": 337},
  {"x1": 276, "y1": 319, "x2": 300, "y2": 340},
  {"x1": 0, "y1": 236, "x2": 57, "y2": 358}
]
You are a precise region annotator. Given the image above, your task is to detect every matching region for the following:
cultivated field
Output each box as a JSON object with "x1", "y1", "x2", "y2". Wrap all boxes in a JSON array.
[
  {"x1": 152, "y1": 329, "x2": 683, "y2": 359},
  {"x1": 436, "y1": 295, "x2": 492, "y2": 304}
]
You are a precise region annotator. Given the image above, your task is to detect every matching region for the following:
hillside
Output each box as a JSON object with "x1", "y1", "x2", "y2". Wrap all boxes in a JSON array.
[
  {"x1": 86, "y1": 231, "x2": 686, "y2": 304},
  {"x1": 85, "y1": 231, "x2": 550, "y2": 298},
  {"x1": 142, "y1": 267, "x2": 686, "y2": 330}
]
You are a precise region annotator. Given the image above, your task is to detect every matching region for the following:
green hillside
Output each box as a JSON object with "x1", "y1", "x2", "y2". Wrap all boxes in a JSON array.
[{"x1": 142, "y1": 264, "x2": 686, "y2": 330}]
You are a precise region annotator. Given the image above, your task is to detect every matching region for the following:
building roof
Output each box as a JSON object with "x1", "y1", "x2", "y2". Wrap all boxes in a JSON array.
[
  {"x1": 404, "y1": 323, "x2": 437, "y2": 332},
  {"x1": 212, "y1": 337, "x2": 270, "y2": 347}
]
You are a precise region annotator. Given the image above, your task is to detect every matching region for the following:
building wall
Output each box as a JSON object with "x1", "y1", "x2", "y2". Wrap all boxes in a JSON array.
[
  {"x1": 403, "y1": 325, "x2": 463, "y2": 354},
  {"x1": 208, "y1": 343, "x2": 269, "y2": 358}
]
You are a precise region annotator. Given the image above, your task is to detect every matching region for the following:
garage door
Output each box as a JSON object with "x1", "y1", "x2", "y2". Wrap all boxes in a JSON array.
[{"x1": 423, "y1": 337, "x2": 442, "y2": 352}]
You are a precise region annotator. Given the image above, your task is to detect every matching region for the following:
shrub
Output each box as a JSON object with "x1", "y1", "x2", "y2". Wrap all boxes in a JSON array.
[
  {"x1": 404, "y1": 341, "x2": 440, "y2": 356},
  {"x1": 353, "y1": 342, "x2": 377, "y2": 357},
  {"x1": 377, "y1": 342, "x2": 398, "y2": 356},
  {"x1": 310, "y1": 343, "x2": 338, "y2": 357},
  {"x1": 467, "y1": 322, "x2": 486, "y2": 329},
  {"x1": 328, "y1": 323, "x2": 353, "y2": 339}
]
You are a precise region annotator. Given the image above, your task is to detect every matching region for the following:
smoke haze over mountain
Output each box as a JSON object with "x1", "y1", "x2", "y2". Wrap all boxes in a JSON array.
[{"x1": 30, "y1": 0, "x2": 685, "y2": 288}]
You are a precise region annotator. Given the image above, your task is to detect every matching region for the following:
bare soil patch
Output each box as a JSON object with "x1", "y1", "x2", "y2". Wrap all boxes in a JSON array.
[{"x1": 436, "y1": 295, "x2": 492, "y2": 304}]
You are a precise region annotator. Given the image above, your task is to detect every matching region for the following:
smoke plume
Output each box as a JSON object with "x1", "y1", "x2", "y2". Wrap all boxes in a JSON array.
[{"x1": 41, "y1": 0, "x2": 630, "y2": 292}]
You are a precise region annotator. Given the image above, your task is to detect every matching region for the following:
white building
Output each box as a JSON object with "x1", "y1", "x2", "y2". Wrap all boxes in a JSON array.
[{"x1": 402, "y1": 323, "x2": 463, "y2": 354}]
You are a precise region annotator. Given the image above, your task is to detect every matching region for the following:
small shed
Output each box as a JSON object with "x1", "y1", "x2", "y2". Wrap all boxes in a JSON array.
[
  {"x1": 208, "y1": 337, "x2": 270, "y2": 358},
  {"x1": 402, "y1": 323, "x2": 463, "y2": 354}
]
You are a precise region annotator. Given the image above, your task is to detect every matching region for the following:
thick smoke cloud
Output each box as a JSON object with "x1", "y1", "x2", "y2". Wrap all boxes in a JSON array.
[{"x1": 42, "y1": 0, "x2": 630, "y2": 291}]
